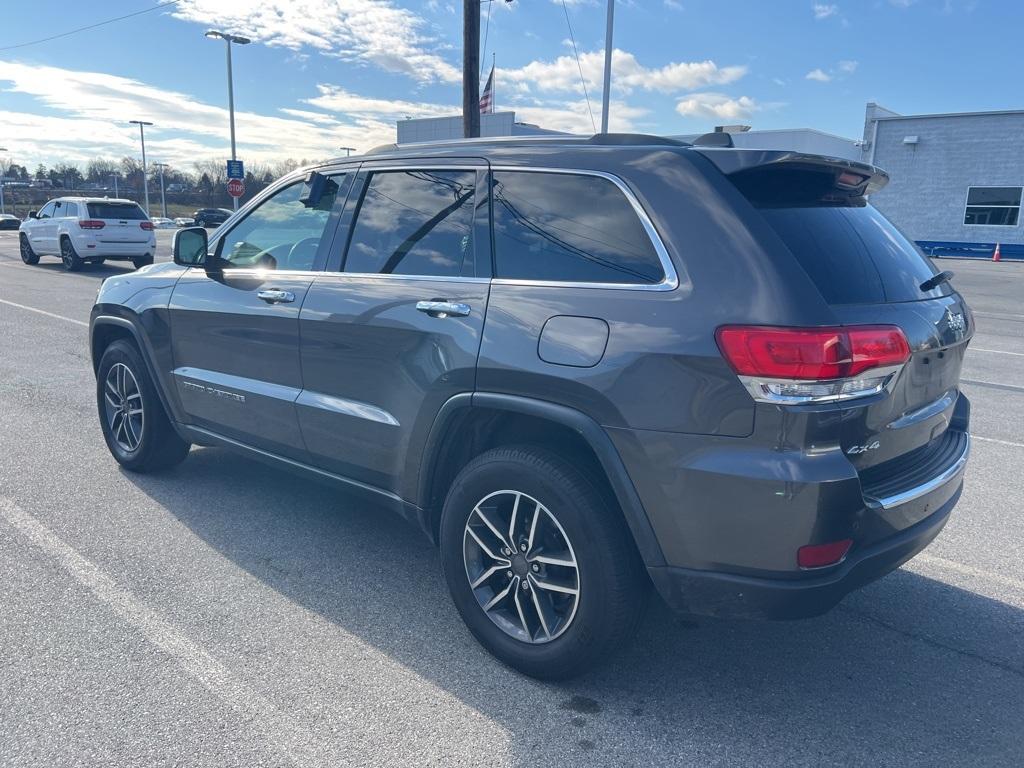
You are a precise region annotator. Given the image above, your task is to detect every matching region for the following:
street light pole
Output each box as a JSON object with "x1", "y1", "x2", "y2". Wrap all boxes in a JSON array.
[
  {"x1": 205, "y1": 30, "x2": 251, "y2": 211},
  {"x1": 129, "y1": 120, "x2": 153, "y2": 214},
  {"x1": 338, "y1": 146, "x2": 356, "y2": 158},
  {"x1": 462, "y1": 0, "x2": 480, "y2": 139},
  {"x1": 154, "y1": 162, "x2": 169, "y2": 218},
  {"x1": 0, "y1": 147, "x2": 7, "y2": 215},
  {"x1": 601, "y1": 0, "x2": 615, "y2": 134}
]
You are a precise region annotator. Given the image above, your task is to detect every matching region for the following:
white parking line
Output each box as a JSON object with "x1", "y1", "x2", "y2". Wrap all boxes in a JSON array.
[
  {"x1": 0, "y1": 495, "x2": 327, "y2": 768},
  {"x1": 0, "y1": 298, "x2": 87, "y2": 327},
  {"x1": 971, "y1": 347, "x2": 1024, "y2": 357},
  {"x1": 912, "y1": 551, "x2": 1024, "y2": 595},
  {"x1": 973, "y1": 435, "x2": 1024, "y2": 449}
]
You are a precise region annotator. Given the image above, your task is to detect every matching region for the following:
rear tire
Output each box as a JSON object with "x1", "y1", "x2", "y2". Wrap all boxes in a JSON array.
[
  {"x1": 92, "y1": 257, "x2": 106, "y2": 267},
  {"x1": 132, "y1": 254, "x2": 153, "y2": 270},
  {"x1": 97, "y1": 339, "x2": 190, "y2": 472},
  {"x1": 439, "y1": 445, "x2": 648, "y2": 680},
  {"x1": 60, "y1": 236, "x2": 83, "y2": 271},
  {"x1": 19, "y1": 234, "x2": 39, "y2": 265}
]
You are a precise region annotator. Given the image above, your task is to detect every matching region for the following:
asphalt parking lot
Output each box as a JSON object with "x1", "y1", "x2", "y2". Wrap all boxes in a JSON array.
[{"x1": 1, "y1": 229, "x2": 1022, "y2": 767}]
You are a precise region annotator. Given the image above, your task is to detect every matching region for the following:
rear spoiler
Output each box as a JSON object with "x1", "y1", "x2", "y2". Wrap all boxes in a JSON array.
[{"x1": 692, "y1": 148, "x2": 889, "y2": 204}]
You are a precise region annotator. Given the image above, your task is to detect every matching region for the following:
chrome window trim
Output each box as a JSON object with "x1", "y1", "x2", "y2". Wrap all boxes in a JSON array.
[
  {"x1": 488, "y1": 166, "x2": 680, "y2": 292},
  {"x1": 865, "y1": 433, "x2": 970, "y2": 510},
  {"x1": 186, "y1": 266, "x2": 325, "y2": 279}
]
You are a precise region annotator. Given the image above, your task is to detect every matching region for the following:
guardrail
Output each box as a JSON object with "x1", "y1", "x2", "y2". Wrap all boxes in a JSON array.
[{"x1": 917, "y1": 240, "x2": 1024, "y2": 260}]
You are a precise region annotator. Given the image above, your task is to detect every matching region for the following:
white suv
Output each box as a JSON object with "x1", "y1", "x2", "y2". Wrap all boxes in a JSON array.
[{"x1": 19, "y1": 197, "x2": 156, "y2": 271}]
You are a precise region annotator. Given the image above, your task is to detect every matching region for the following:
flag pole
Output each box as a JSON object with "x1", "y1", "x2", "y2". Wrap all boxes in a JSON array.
[{"x1": 492, "y1": 52, "x2": 496, "y2": 112}]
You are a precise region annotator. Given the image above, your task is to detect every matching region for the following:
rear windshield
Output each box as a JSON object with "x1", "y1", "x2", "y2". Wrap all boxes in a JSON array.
[
  {"x1": 87, "y1": 202, "x2": 147, "y2": 220},
  {"x1": 758, "y1": 205, "x2": 951, "y2": 304}
]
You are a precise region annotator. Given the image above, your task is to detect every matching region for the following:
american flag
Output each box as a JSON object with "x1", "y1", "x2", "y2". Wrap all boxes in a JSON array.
[{"x1": 479, "y1": 65, "x2": 495, "y2": 114}]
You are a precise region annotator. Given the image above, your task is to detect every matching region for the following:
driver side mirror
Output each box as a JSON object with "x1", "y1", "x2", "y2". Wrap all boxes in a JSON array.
[
  {"x1": 173, "y1": 227, "x2": 208, "y2": 267},
  {"x1": 28, "y1": 211, "x2": 37, "y2": 219}
]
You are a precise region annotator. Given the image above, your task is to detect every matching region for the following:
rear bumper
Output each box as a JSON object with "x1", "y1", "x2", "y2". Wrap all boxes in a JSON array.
[{"x1": 648, "y1": 482, "x2": 960, "y2": 620}]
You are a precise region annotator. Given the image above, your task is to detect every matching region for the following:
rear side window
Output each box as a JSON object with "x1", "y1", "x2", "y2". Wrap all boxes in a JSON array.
[
  {"x1": 344, "y1": 170, "x2": 476, "y2": 277},
  {"x1": 758, "y1": 205, "x2": 950, "y2": 304},
  {"x1": 87, "y1": 202, "x2": 147, "y2": 220},
  {"x1": 491, "y1": 171, "x2": 664, "y2": 285},
  {"x1": 63, "y1": 202, "x2": 79, "y2": 218}
]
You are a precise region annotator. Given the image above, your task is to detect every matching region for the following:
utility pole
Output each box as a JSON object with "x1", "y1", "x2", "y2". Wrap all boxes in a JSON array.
[
  {"x1": 601, "y1": 0, "x2": 615, "y2": 133},
  {"x1": 338, "y1": 146, "x2": 356, "y2": 157},
  {"x1": 0, "y1": 147, "x2": 7, "y2": 215},
  {"x1": 154, "y1": 162, "x2": 169, "y2": 218},
  {"x1": 129, "y1": 120, "x2": 153, "y2": 214},
  {"x1": 462, "y1": 0, "x2": 480, "y2": 139}
]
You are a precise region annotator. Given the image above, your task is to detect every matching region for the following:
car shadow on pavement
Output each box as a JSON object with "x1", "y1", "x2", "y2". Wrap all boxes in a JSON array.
[
  {"x1": 129, "y1": 447, "x2": 1024, "y2": 766},
  {"x1": 20, "y1": 261, "x2": 138, "y2": 278}
]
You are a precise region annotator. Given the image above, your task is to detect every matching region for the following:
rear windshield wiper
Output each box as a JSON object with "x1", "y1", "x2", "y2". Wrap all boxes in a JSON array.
[{"x1": 920, "y1": 270, "x2": 954, "y2": 292}]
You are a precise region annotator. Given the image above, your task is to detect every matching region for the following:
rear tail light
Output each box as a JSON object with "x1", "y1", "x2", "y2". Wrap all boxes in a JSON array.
[
  {"x1": 716, "y1": 325, "x2": 910, "y2": 404},
  {"x1": 140, "y1": 221, "x2": 154, "y2": 231},
  {"x1": 78, "y1": 219, "x2": 105, "y2": 230},
  {"x1": 798, "y1": 539, "x2": 853, "y2": 569}
]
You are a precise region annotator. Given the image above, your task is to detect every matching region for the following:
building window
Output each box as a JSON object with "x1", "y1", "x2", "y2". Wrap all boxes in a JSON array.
[{"x1": 964, "y1": 186, "x2": 1022, "y2": 226}]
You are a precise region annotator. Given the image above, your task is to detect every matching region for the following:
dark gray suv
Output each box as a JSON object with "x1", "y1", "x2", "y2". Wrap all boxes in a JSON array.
[{"x1": 89, "y1": 135, "x2": 972, "y2": 678}]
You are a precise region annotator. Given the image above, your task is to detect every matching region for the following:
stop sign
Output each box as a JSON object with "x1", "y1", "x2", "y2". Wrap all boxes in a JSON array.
[{"x1": 227, "y1": 178, "x2": 245, "y2": 198}]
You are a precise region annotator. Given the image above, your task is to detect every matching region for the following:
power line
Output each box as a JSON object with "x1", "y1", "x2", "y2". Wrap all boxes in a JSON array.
[
  {"x1": 480, "y1": 0, "x2": 493, "y2": 80},
  {"x1": 0, "y1": 0, "x2": 182, "y2": 52},
  {"x1": 559, "y1": 0, "x2": 596, "y2": 133}
]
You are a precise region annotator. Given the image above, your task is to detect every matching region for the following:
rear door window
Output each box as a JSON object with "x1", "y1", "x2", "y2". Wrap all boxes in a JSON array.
[
  {"x1": 343, "y1": 169, "x2": 477, "y2": 277},
  {"x1": 63, "y1": 202, "x2": 79, "y2": 218},
  {"x1": 88, "y1": 202, "x2": 147, "y2": 220},
  {"x1": 757, "y1": 205, "x2": 950, "y2": 304}
]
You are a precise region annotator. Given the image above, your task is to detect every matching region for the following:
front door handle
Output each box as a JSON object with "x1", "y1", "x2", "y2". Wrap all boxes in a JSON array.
[
  {"x1": 416, "y1": 300, "x2": 471, "y2": 318},
  {"x1": 257, "y1": 288, "x2": 296, "y2": 304}
]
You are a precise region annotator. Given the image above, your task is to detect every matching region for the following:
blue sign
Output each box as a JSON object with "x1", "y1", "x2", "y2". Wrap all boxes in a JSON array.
[{"x1": 226, "y1": 160, "x2": 244, "y2": 179}]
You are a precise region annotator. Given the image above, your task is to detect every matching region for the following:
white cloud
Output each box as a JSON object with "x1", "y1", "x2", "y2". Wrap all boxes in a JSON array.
[
  {"x1": 805, "y1": 68, "x2": 832, "y2": 82},
  {"x1": 813, "y1": 3, "x2": 839, "y2": 19},
  {"x1": 664, "y1": 0, "x2": 683, "y2": 9},
  {"x1": 674, "y1": 93, "x2": 761, "y2": 121},
  {"x1": 512, "y1": 99, "x2": 647, "y2": 134},
  {"x1": 500, "y1": 49, "x2": 747, "y2": 96},
  {"x1": 171, "y1": 0, "x2": 460, "y2": 83},
  {"x1": 838, "y1": 59, "x2": 859, "y2": 73},
  {"x1": 0, "y1": 60, "x2": 445, "y2": 168}
]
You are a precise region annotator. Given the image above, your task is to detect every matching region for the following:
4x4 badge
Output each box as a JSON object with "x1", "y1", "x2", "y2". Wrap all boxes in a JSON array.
[{"x1": 847, "y1": 441, "x2": 880, "y2": 455}]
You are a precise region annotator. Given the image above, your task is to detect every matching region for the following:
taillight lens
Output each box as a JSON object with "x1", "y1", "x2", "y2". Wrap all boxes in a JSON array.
[
  {"x1": 716, "y1": 325, "x2": 910, "y2": 404},
  {"x1": 140, "y1": 221, "x2": 154, "y2": 231},
  {"x1": 78, "y1": 219, "x2": 105, "y2": 230}
]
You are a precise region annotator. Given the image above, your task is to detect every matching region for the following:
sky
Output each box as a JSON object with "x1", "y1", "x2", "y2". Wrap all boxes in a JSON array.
[{"x1": 0, "y1": 0, "x2": 1016, "y2": 173}]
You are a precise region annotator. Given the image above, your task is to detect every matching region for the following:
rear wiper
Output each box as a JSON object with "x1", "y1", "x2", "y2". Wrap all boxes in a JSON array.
[{"x1": 920, "y1": 270, "x2": 954, "y2": 292}]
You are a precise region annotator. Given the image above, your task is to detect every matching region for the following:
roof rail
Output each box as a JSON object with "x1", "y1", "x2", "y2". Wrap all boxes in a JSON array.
[
  {"x1": 691, "y1": 132, "x2": 734, "y2": 148},
  {"x1": 365, "y1": 132, "x2": 691, "y2": 156}
]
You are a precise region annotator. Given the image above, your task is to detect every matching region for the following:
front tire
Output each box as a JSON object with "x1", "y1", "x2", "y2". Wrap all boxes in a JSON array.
[
  {"x1": 60, "y1": 236, "x2": 83, "y2": 271},
  {"x1": 440, "y1": 446, "x2": 647, "y2": 679},
  {"x1": 20, "y1": 234, "x2": 39, "y2": 265},
  {"x1": 97, "y1": 340, "x2": 190, "y2": 472}
]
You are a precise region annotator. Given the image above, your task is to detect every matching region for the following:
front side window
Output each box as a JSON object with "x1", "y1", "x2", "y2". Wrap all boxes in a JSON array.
[
  {"x1": 217, "y1": 177, "x2": 341, "y2": 271},
  {"x1": 343, "y1": 170, "x2": 476, "y2": 277},
  {"x1": 491, "y1": 171, "x2": 665, "y2": 285},
  {"x1": 964, "y1": 186, "x2": 1021, "y2": 226}
]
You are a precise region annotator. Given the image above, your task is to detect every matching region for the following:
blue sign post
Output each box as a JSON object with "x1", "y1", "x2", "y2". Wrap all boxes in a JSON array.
[{"x1": 226, "y1": 160, "x2": 244, "y2": 179}]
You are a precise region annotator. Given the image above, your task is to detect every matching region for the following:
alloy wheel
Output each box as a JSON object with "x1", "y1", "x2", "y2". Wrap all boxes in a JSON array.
[
  {"x1": 463, "y1": 490, "x2": 581, "y2": 644},
  {"x1": 103, "y1": 363, "x2": 144, "y2": 452}
]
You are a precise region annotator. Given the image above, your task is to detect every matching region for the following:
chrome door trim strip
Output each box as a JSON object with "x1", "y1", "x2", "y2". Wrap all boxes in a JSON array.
[{"x1": 296, "y1": 390, "x2": 400, "y2": 426}]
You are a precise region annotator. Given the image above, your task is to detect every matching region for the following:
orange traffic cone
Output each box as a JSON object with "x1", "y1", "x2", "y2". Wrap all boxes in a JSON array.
[{"x1": 993, "y1": 243, "x2": 1002, "y2": 262}]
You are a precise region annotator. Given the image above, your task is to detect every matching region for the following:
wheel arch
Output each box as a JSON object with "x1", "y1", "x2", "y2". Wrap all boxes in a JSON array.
[
  {"x1": 91, "y1": 314, "x2": 187, "y2": 436},
  {"x1": 415, "y1": 392, "x2": 666, "y2": 567}
]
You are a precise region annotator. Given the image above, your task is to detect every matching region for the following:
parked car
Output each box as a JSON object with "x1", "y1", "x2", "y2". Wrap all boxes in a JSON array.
[
  {"x1": 88, "y1": 135, "x2": 973, "y2": 679},
  {"x1": 174, "y1": 217, "x2": 195, "y2": 227},
  {"x1": 150, "y1": 217, "x2": 177, "y2": 229},
  {"x1": 20, "y1": 197, "x2": 155, "y2": 270},
  {"x1": 0, "y1": 213, "x2": 21, "y2": 230},
  {"x1": 192, "y1": 207, "x2": 230, "y2": 227}
]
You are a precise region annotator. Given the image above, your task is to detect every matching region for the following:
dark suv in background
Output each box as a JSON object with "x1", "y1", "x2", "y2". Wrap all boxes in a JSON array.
[
  {"x1": 192, "y1": 208, "x2": 231, "y2": 228},
  {"x1": 89, "y1": 135, "x2": 972, "y2": 678}
]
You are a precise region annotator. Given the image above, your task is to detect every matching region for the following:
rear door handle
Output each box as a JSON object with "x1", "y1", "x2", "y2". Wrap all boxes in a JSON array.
[
  {"x1": 257, "y1": 289, "x2": 296, "y2": 304},
  {"x1": 416, "y1": 300, "x2": 471, "y2": 318}
]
